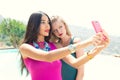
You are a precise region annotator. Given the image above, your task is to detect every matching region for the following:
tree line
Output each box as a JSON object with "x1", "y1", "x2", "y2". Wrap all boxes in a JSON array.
[{"x1": 0, "y1": 18, "x2": 26, "y2": 48}]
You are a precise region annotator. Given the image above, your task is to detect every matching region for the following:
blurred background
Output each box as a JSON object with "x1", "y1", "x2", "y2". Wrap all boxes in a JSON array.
[{"x1": 0, "y1": 0, "x2": 120, "y2": 80}]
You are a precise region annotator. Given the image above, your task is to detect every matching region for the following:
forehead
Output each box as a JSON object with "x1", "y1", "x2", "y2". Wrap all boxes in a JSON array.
[
  {"x1": 52, "y1": 20, "x2": 63, "y2": 27},
  {"x1": 41, "y1": 15, "x2": 49, "y2": 21}
]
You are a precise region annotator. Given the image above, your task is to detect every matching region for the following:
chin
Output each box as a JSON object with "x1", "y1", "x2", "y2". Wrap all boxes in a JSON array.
[
  {"x1": 44, "y1": 34, "x2": 49, "y2": 36},
  {"x1": 58, "y1": 36, "x2": 63, "y2": 39}
]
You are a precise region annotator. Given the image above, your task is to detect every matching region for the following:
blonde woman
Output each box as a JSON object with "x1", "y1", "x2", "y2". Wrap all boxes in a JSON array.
[{"x1": 50, "y1": 16, "x2": 109, "y2": 80}]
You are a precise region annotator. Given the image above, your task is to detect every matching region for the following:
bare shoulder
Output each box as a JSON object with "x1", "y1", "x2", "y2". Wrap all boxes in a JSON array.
[
  {"x1": 19, "y1": 43, "x2": 34, "y2": 55},
  {"x1": 19, "y1": 43, "x2": 31, "y2": 58},
  {"x1": 19, "y1": 43, "x2": 32, "y2": 50},
  {"x1": 19, "y1": 43, "x2": 26, "y2": 50},
  {"x1": 19, "y1": 43, "x2": 39, "y2": 59}
]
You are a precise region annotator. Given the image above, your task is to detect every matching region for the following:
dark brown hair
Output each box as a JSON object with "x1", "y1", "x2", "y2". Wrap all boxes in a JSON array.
[{"x1": 20, "y1": 11, "x2": 52, "y2": 75}]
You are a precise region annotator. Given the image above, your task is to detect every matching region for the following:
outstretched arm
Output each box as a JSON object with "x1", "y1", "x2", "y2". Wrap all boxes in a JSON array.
[
  {"x1": 62, "y1": 31, "x2": 109, "y2": 68},
  {"x1": 19, "y1": 33, "x2": 103, "y2": 62}
]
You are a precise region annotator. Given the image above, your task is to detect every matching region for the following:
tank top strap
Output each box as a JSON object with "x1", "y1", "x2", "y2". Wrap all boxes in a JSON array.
[{"x1": 69, "y1": 36, "x2": 75, "y2": 44}]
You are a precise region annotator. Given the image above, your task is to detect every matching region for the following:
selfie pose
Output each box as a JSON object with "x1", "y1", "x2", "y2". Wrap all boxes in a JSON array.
[{"x1": 19, "y1": 11, "x2": 109, "y2": 80}]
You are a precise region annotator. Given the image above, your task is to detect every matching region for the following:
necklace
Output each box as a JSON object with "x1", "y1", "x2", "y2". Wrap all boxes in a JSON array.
[
  {"x1": 33, "y1": 41, "x2": 50, "y2": 51},
  {"x1": 38, "y1": 42, "x2": 45, "y2": 49}
]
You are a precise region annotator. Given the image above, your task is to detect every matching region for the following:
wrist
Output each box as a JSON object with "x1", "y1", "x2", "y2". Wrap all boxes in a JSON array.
[
  {"x1": 68, "y1": 44, "x2": 76, "y2": 53},
  {"x1": 86, "y1": 51, "x2": 93, "y2": 60}
]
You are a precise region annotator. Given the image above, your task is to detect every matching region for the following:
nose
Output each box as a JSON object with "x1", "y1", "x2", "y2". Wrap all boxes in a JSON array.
[
  {"x1": 45, "y1": 23, "x2": 50, "y2": 29},
  {"x1": 57, "y1": 29, "x2": 61, "y2": 34}
]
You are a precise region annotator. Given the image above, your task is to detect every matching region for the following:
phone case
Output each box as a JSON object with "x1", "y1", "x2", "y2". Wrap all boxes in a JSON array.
[
  {"x1": 91, "y1": 21, "x2": 107, "y2": 40},
  {"x1": 91, "y1": 21, "x2": 103, "y2": 33}
]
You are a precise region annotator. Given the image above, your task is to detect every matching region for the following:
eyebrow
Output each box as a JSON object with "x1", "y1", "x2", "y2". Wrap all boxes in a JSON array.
[
  {"x1": 41, "y1": 20, "x2": 46, "y2": 21},
  {"x1": 41, "y1": 20, "x2": 49, "y2": 22}
]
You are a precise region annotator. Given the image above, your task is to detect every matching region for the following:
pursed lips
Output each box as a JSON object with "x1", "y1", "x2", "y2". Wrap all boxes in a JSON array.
[
  {"x1": 45, "y1": 29, "x2": 50, "y2": 33},
  {"x1": 59, "y1": 33, "x2": 63, "y2": 36}
]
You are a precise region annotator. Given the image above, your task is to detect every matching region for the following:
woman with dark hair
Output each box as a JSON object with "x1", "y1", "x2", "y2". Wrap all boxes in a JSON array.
[{"x1": 19, "y1": 11, "x2": 109, "y2": 80}]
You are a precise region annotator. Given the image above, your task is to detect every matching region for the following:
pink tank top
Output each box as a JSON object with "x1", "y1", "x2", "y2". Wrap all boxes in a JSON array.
[{"x1": 23, "y1": 42, "x2": 62, "y2": 80}]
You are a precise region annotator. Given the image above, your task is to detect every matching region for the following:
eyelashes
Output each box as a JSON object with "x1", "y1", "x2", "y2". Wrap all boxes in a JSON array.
[
  {"x1": 40, "y1": 21, "x2": 50, "y2": 24},
  {"x1": 53, "y1": 26, "x2": 63, "y2": 33}
]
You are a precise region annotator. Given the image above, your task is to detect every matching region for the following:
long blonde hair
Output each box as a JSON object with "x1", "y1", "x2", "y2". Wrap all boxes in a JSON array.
[{"x1": 50, "y1": 16, "x2": 72, "y2": 43}]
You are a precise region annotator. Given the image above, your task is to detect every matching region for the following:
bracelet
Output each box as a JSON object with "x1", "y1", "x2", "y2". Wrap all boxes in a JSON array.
[
  {"x1": 86, "y1": 51, "x2": 93, "y2": 60},
  {"x1": 68, "y1": 44, "x2": 76, "y2": 53}
]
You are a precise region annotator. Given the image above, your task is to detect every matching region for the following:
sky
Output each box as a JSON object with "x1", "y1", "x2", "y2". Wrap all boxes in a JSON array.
[{"x1": 0, "y1": 0, "x2": 120, "y2": 36}]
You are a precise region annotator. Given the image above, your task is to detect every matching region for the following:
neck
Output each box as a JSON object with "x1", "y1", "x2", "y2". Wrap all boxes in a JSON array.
[
  {"x1": 37, "y1": 35, "x2": 45, "y2": 42},
  {"x1": 60, "y1": 35, "x2": 71, "y2": 46}
]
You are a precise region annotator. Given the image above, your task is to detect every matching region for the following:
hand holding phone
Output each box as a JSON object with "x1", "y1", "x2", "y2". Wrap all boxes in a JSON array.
[{"x1": 91, "y1": 21, "x2": 107, "y2": 40}]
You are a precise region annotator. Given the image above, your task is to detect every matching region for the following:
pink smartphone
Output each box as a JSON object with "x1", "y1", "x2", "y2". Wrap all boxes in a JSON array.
[
  {"x1": 91, "y1": 21, "x2": 103, "y2": 33},
  {"x1": 91, "y1": 20, "x2": 107, "y2": 40}
]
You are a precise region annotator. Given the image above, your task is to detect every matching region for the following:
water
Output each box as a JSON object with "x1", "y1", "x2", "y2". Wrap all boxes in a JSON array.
[
  {"x1": 0, "y1": 48, "x2": 19, "y2": 53},
  {"x1": 1, "y1": 49, "x2": 120, "y2": 80},
  {"x1": 0, "y1": 49, "x2": 30, "y2": 80}
]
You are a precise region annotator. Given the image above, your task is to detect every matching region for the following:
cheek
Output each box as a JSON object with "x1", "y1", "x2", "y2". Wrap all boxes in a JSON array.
[
  {"x1": 39, "y1": 27, "x2": 45, "y2": 34},
  {"x1": 53, "y1": 32, "x2": 59, "y2": 37},
  {"x1": 62, "y1": 25, "x2": 66, "y2": 32},
  {"x1": 40, "y1": 30, "x2": 43, "y2": 34},
  {"x1": 62, "y1": 27, "x2": 67, "y2": 34}
]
